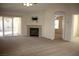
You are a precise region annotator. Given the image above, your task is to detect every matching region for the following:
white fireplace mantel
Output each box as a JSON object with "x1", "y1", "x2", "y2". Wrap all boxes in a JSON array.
[{"x1": 27, "y1": 25, "x2": 42, "y2": 37}]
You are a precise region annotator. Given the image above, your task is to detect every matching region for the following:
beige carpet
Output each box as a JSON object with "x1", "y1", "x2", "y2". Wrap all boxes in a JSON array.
[{"x1": 0, "y1": 36, "x2": 79, "y2": 56}]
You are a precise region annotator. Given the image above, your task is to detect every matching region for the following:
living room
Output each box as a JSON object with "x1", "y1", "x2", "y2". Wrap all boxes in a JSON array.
[{"x1": 0, "y1": 3, "x2": 79, "y2": 56}]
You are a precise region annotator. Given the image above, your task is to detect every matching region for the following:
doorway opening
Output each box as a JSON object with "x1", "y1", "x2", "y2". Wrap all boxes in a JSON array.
[
  {"x1": 71, "y1": 15, "x2": 79, "y2": 43},
  {"x1": 54, "y1": 15, "x2": 64, "y2": 40}
]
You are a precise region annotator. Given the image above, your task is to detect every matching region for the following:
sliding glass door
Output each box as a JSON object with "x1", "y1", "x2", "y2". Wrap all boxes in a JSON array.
[
  {"x1": 0, "y1": 16, "x2": 3, "y2": 36},
  {"x1": 4, "y1": 17, "x2": 12, "y2": 36},
  {"x1": 13, "y1": 17, "x2": 21, "y2": 36},
  {"x1": 0, "y1": 16, "x2": 21, "y2": 37}
]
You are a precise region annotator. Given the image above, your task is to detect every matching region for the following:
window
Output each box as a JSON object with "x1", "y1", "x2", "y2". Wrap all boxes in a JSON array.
[
  {"x1": 0, "y1": 16, "x2": 21, "y2": 36},
  {"x1": 55, "y1": 20, "x2": 59, "y2": 29}
]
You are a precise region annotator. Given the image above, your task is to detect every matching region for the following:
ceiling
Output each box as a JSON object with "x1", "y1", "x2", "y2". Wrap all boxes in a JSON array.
[
  {"x1": 0, "y1": 3, "x2": 53, "y2": 13},
  {"x1": 0, "y1": 3, "x2": 79, "y2": 13}
]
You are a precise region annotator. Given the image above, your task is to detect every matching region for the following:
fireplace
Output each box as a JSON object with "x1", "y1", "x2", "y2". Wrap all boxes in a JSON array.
[
  {"x1": 27, "y1": 25, "x2": 42, "y2": 37},
  {"x1": 30, "y1": 28, "x2": 39, "y2": 36}
]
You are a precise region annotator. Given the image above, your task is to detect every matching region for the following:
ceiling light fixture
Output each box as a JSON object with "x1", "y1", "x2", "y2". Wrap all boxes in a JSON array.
[{"x1": 23, "y1": 3, "x2": 33, "y2": 7}]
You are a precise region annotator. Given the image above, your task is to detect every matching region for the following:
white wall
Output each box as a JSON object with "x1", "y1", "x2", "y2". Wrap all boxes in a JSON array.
[
  {"x1": 22, "y1": 11, "x2": 46, "y2": 37},
  {"x1": 43, "y1": 4, "x2": 79, "y2": 41},
  {"x1": 0, "y1": 4, "x2": 79, "y2": 41}
]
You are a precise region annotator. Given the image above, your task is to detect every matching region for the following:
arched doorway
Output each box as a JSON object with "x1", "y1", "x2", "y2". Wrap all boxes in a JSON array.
[{"x1": 54, "y1": 11, "x2": 65, "y2": 40}]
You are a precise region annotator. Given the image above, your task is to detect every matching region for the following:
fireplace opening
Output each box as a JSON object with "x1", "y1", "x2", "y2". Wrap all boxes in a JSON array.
[{"x1": 30, "y1": 28, "x2": 39, "y2": 37}]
